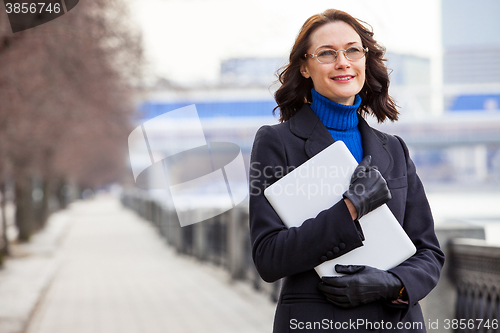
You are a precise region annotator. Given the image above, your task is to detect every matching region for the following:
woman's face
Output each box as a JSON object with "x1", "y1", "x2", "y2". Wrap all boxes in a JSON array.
[{"x1": 301, "y1": 21, "x2": 366, "y2": 105}]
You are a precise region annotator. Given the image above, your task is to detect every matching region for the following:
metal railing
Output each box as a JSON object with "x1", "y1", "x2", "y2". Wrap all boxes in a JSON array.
[{"x1": 448, "y1": 238, "x2": 500, "y2": 332}]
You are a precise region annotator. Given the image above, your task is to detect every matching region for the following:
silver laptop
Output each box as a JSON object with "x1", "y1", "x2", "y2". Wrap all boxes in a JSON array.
[{"x1": 264, "y1": 141, "x2": 416, "y2": 277}]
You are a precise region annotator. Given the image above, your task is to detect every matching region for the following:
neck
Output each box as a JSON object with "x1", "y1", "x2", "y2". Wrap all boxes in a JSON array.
[{"x1": 310, "y1": 89, "x2": 361, "y2": 131}]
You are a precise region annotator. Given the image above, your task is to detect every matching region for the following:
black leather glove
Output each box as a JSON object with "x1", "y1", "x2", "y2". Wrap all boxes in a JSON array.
[
  {"x1": 343, "y1": 155, "x2": 391, "y2": 220},
  {"x1": 318, "y1": 265, "x2": 402, "y2": 308}
]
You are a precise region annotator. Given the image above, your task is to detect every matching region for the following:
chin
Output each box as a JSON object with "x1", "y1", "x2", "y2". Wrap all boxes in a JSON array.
[{"x1": 331, "y1": 94, "x2": 357, "y2": 104}]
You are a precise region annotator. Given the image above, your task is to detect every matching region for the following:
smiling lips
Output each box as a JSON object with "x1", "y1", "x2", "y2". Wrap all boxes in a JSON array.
[{"x1": 332, "y1": 75, "x2": 355, "y2": 82}]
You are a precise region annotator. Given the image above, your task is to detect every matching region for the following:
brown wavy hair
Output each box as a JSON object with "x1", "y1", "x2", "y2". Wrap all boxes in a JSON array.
[{"x1": 274, "y1": 9, "x2": 398, "y2": 123}]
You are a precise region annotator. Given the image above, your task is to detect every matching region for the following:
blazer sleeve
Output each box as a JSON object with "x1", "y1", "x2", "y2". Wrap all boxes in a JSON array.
[
  {"x1": 387, "y1": 136, "x2": 445, "y2": 318},
  {"x1": 249, "y1": 125, "x2": 364, "y2": 283}
]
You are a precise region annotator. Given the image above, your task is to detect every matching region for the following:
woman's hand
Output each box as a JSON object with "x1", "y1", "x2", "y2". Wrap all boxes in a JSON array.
[
  {"x1": 343, "y1": 155, "x2": 391, "y2": 220},
  {"x1": 317, "y1": 265, "x2": 402, "y2": 308}
]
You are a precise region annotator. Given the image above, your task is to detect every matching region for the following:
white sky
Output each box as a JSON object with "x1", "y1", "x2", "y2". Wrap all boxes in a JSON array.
[{"x1": 126, "y1": 0, "x2": 442, "y2": 85}]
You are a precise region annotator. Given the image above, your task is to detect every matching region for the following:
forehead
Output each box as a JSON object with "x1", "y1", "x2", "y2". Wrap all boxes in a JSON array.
[{"x1": 308, "y1": 21, "x2": 362, "y2": 50}]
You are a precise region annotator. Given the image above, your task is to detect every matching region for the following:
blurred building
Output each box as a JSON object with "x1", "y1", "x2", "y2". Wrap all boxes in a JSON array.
[
  {"x1": 385, "y1": 52, "x2": 432, "y2": 116},
  {"x1": 405, "y1": 0, "x2": 500, "y2": 187},
  {"x1": 442, "y1": 0, "x2": 500, "y2": 85},
  {"x1": 441, "y1": 0, "x2": 500, "y2": 112},
  {"x1": 220, "y1": 57, "x2": 284, "y2": 87},
  {"x1": 385, "y1": 52, "x2": 431, "y2": 87}
]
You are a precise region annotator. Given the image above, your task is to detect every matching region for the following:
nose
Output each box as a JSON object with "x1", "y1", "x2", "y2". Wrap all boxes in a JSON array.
[{"x1": 335, "y1": 51, "x2": 351, "y2": 68}]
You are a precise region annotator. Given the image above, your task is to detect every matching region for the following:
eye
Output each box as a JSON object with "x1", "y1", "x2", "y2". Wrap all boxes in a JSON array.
[
  {"x1": 317, "y1": 49, "x2": 336, "y2": 57},
  {"x1": 346, "y1": 46, "x2": 363, "y2": 55}
]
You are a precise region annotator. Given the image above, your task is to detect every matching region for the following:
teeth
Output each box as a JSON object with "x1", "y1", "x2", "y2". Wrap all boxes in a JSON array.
[{"x1": 334, "y1": 76, "x2": 353, "y2": 81}]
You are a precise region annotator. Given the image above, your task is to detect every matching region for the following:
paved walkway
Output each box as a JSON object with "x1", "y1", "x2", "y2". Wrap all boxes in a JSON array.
[{"x1": 0, "y1": 195, "x2": 275, "y2": 333}]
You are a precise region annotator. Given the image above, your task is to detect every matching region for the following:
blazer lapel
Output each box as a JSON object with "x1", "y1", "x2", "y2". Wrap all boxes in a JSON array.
[
  {"x1": 358, "y1": 116, "x2": 393, "y2": 177},
  {"x1": 289, "y1": 104, "x2": 334, "y2": 159}
]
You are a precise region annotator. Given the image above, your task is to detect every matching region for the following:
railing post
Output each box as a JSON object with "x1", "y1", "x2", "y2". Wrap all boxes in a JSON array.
[
  {"x1": 193, "y1": 209, "x2": 208, "y2": 261},
  {"x1": 227, "y1": 206, "x2": 247, "y2": 280}
]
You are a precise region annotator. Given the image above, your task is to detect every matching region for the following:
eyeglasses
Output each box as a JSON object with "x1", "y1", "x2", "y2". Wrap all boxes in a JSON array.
[{"x1": 304, "y1": 46, "x2": 368, "y2": 63}]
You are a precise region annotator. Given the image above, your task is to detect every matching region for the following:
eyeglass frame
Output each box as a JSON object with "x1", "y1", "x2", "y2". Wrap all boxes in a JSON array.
[{"x1": 304, "y1": 46, "x2": 369, "y2": 63}]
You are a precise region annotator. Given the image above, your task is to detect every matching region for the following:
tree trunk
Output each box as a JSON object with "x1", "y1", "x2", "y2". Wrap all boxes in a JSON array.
[
  {"x1": 0, "y1": 181, "x2": 8, "y2": 261},
  {"x1": 38, "y1": 177, "x2": 52, "y2": 229},
  {"x1": 56, "y1": 179, "x2": 68, "y2": 210},
  {"x1": 15, "y1": 174, "x2": 34, "y2": 242}
]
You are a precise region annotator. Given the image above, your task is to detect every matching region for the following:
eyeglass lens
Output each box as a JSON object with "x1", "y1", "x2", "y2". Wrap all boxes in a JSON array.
[{"x1": 317, "y1": 47, "x2": 365, "y2": 63}]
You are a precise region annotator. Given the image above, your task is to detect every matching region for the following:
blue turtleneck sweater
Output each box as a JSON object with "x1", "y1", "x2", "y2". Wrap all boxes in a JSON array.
[{"x1": 310, "y1": 89, "x2": 363, "y2": 163}]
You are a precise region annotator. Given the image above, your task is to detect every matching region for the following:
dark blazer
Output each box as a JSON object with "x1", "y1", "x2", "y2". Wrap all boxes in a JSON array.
[{"x1": 249, "y1": 104, "x2": 445, "y2": 333}]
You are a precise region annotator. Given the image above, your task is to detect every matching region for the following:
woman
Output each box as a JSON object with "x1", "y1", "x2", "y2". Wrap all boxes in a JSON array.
[{"x1": 249, "y1": 9, "x2": 444, "y2": 333}]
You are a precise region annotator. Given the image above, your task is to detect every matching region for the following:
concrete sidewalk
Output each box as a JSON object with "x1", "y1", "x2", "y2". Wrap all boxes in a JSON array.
[
  {"x1": 0, "y1": 195, "x2": 275, "y2": 333},
  {"x1": 0, "y1": 204, "x2": 70, "y2": 333}
]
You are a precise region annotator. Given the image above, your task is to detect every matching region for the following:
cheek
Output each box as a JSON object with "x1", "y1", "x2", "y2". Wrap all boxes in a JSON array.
[
  {"x1": 309, "y1": 67, "x2": 329, "y2": 86},
  {"x1": 314, "y1": 67, "x2": 332, "y2": 81}
]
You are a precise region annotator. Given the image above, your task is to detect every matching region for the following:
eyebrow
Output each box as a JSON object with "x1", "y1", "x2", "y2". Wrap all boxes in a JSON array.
[{"x1": 316, "y1": 41, "x2": 360, "y2": 49}]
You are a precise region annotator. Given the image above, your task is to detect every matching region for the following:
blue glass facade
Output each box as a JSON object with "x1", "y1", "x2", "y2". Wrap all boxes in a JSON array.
[{"x1": 137, "y1": 100, "x2": 278, "y2": 121}]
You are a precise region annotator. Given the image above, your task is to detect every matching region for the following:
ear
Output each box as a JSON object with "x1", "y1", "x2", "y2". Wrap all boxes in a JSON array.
[{"x1": 300, "y1": 62, "x2": 310, "y2": 79}]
